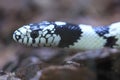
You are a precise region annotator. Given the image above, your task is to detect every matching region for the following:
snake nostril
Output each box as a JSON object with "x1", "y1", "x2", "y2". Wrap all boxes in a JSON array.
[
  {"x1": 18, "y1": 35, "x2": 21, "y2": 39},
  {"x1": 30, "y1": 30, "x2": 39, "y2": 39},
  {"x1": 15, "y1": 35, "x2": 21, "y2": 41}
]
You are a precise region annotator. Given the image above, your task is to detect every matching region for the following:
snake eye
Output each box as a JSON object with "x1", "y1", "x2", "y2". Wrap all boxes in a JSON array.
[{"x1": 30, "y1": 30, "x2": 39, "y2": 38}]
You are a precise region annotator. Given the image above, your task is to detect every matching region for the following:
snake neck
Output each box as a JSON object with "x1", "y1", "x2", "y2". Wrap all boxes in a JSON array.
[{"x1": 54, "y1": 23, "x2": 82, "y2": 47}]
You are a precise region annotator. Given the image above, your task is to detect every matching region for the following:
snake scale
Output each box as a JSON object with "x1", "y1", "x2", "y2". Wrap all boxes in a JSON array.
[{"x1": 13, "y1": 21, "x2": 120, "y2": 50}]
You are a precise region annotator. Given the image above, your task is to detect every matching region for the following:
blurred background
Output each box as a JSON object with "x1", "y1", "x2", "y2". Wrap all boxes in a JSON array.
[{"x1": 0, "y1": 0, "x2": 120, "y2": 80}]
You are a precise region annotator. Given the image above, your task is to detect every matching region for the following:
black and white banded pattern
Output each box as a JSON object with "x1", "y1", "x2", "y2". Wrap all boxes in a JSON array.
[{"x1": 13, "y1": 21, "x2": 120, "y2": 50}]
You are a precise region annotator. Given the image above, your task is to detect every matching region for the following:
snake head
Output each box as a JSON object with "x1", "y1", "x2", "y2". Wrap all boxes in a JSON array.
[{"x1": 13, "y1": 21, "x2": 61, "y2": 47}]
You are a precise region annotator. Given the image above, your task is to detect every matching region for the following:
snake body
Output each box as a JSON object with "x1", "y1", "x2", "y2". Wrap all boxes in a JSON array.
[{"x1": 13, "y1": 21, "x2": 120, "y2": 50}]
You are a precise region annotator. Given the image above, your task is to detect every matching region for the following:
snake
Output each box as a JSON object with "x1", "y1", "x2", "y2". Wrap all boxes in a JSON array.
[{"x1": 13, "y1": 21, "x2": 120, "y2": 50}]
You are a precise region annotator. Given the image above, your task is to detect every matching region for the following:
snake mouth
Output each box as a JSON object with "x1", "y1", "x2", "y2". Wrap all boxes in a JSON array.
[
  {"x1": 13, "y1": 25, "x2": 29, "y2": 43},
  {"x1": 13, "y1": 32, "x2": 17, "y2": 41}
]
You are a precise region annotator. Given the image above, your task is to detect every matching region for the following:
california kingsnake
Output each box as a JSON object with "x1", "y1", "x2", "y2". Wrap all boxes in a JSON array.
[{"x1": 13, "y1": 21, "x2": 120, "y2": 50}]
